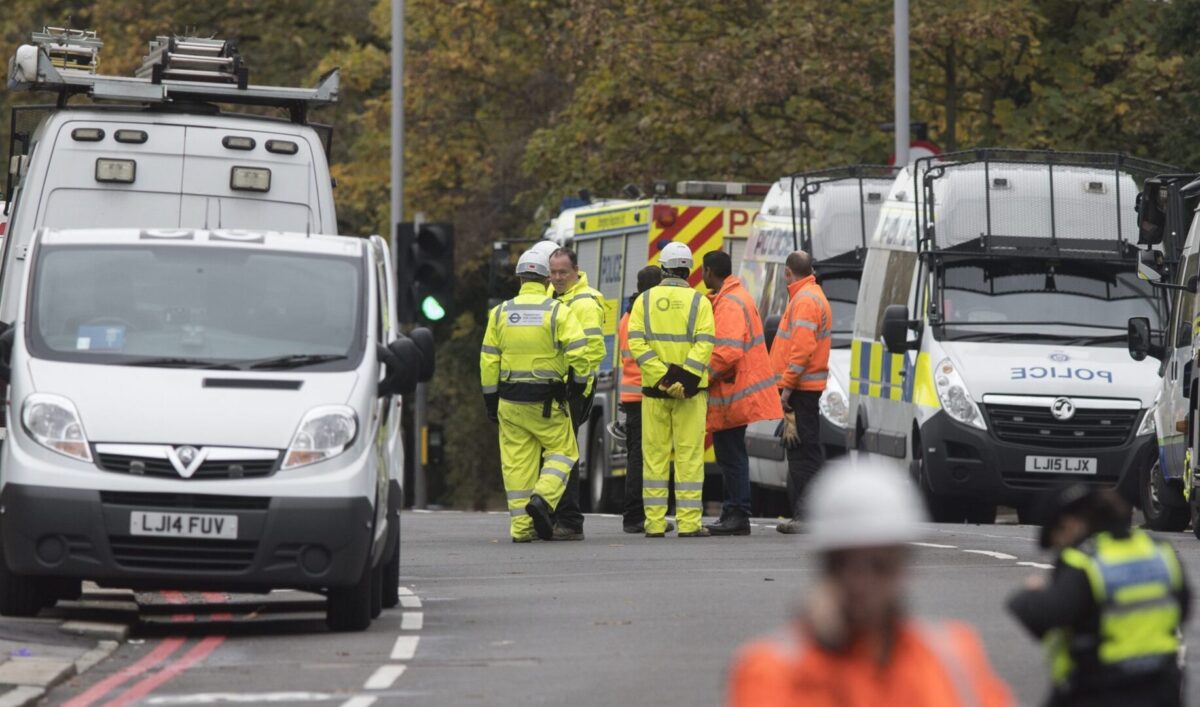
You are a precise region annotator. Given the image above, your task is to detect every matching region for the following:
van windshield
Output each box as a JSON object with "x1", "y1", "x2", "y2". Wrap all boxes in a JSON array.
[
  {"x1": 28, "y1": 244, "x2": 364, "y2": 370},
  {"x1": 936, "y1": 258, "x2": 1165, "y2": 345},
  {"x1": 819, "y1": 269, "x2": 860, "y2": 349}
]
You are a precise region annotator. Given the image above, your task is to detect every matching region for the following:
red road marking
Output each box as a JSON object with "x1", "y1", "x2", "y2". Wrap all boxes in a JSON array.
[
  {"x1": 103, "y1": 636, "x2": 225, "y2": 707},
  {"x1": 202, "y1": 591, "x2": 234, "y2": 622},
  {"x1": 161, "y1": 590, "x2": 193, "y2": 623},
  {"x1": 62, "y1": 638, "x2": 185, "y2": 707}
]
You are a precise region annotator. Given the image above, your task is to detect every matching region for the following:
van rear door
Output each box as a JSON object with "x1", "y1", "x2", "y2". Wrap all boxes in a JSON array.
[{"x1": 36, "y1": 121, "x2": 185, "y2": 230}]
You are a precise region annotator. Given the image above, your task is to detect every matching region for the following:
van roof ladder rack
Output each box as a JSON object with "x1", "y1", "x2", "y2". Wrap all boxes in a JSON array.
[{"x1": 8, "y1": 29, "x2": 338, "y2": 124}]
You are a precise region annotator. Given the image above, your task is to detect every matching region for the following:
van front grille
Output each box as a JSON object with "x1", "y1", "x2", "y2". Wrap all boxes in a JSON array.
[
  {"x1": 108, "y1": 535, "x2": 257, "y2": 573},
  {"x1": 984, "y1": 404, "x2": 1139, "y2": 450}
]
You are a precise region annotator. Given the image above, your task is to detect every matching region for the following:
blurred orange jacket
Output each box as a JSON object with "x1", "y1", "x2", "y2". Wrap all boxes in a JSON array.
[
  {"x1": 727, "y1": 620, "x2": 1014, "y2": 707},
  {"x1": 617, "y1": 311, "x2": 642, "y2": 403},
  {"x1": 707, "y1": 277, "x2": 783, "y2": 432},
  {"x1": 770, "y1": 275, "x2": 831, "y2": 392}
]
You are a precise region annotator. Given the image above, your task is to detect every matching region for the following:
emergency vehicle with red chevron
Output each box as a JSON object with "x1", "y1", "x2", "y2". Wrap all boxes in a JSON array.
[{"x1": 544, "y1": 184, "x2": 761, "y2": 513}]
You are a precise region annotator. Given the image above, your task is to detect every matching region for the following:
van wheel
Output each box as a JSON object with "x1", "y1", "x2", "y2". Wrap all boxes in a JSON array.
[
  {"x1": 1192, "y1": 497, "x2": 1200, "y2": 541},
  {"x1": 326, "y1": 560, "x2": 374, "y2": 632},
  {"x1": 1142, "y1": 460, "x2": 1189, "y2": 532},
  {"x1": 382, "y1": 525, "x2": 401, "y2": 610},
  {"x1": 0, "y1": 547, "x2": 43, "y2": 618},
  {"x1": 911, "y1": 451, "x2": 960, "y2": 523},
  {"x1": 585, "y1": 423, "x2": 612, "y2": 513},
  {"x1": 369, "y1": 563, "x2": 383, "y2": 620}
]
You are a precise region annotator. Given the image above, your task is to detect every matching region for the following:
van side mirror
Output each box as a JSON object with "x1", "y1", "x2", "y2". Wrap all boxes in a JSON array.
[
  {"x1": 881, "y1": 305, "x2": 918, "y2": 353},
  {"x1": 1137, "y1": 250, "x2": 1165, "y2": 283},
  {"x1": 1184, "y1": 360, "x2": 1194, "y2": 393},
  {"x1": 408, "y1": 327, "x2": 436, "y2": 383},
  {"x1": 1127, "y1": 317, "x2": 1163, "y2": 362},
  {"x1": 763, "y1": 314, "x2": 781, "y2": 351},
  {"x1": 378, "y1": 339, "x2": 420, "y2": 396},
  {"x1": 1137, "y1": 186, "x2": 1166, "y2": 247}
]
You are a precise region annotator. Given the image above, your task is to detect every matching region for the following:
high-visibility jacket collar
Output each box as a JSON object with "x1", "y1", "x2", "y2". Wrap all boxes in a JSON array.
[
  {"x1": 662, "y1": 276, "x2": 691, "y2": 288},
  {"x1": 556, "y1": 271, "x2": 591, "y2": 299},
  {"x1": 710, "y1": 276, "x2": 737, "y2": 299},
  {"x1": 520, "y1": 280, "x2": 549, "y2": 297},
  {"x1": 788, "y1": 275, "x2": 816, "y2": 297}
]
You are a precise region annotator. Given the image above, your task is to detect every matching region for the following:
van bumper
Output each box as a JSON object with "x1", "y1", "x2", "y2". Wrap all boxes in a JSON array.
[
  {"x1": 919, "y1": 411, "x2": 1150, "y2": 507},
  {"x1": 0, "y1": 484, "x2": 373, "y2": 591}
]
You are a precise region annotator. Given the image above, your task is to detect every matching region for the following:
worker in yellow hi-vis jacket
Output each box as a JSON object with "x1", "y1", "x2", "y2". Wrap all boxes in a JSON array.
[
  {"x1": 480, "y1": 248, "x2": 591, "y2": 542},
  {"x1": 627, "y1": 242, "x2": 715, "y2": 538}
]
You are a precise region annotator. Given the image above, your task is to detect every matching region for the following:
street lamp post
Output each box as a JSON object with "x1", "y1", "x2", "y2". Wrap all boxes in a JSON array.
[{"x1": 894, "y1": 0, "x2": 910, "y2": 167}]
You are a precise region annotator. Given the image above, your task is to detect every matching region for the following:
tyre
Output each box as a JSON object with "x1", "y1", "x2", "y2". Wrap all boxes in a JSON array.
[
  {"x1": 963, "y1": 499, "x2": 998, "y2": 525},
  {"x1": 912, "y1": 452, "x2": 962, "y2": 523},
  {"x1": 382, "y1": 524, "x2": 401, "y2": 610},
  {"x1": 1141, "y1": 460, "x2": 1190, "y2": 532},
  {"x1": 326, "y1": 560, "x2": 374, "y2": 632},
  {"x1": 750, "y1": 483, "x2": 789, "y2": 519},
  {"x1": 369, "y1": 563, "x2": 383, "y2": 620},
  {"x1": 1192, "y1": 497, "x2": 1200, "y2": 541},
  {"x1": 1016, "y1": 500, "x2": 1045, "y2": 526},
  {"x1": 584, "y1": 422, "x2": 613, "y2": 513},
  {"x1": 0, "y1": 545, "x2": 43, "y2": 618}
]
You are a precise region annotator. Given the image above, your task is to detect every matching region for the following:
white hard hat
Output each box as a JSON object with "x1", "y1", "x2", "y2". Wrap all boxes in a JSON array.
[
  {"x1": 660, "y1": 241, "x2": 694, "y2": 270},
  {"x1": 515, "y1": 249, "x2": 551, "y2": 278},
  {"x1": 806, "y1": 461, "x2": 928, "y2": 551},
  {"x1": 529, "y1": 240, "x2": 560, "y2": 257}
]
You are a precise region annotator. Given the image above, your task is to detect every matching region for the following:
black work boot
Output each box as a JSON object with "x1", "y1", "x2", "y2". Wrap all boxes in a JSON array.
[
  {"x1": 525, "y1": 495, "x2": 555, "y2": 541},
  {"x1": 706, "y1": 511, "x2": 751, "y2": 536}
]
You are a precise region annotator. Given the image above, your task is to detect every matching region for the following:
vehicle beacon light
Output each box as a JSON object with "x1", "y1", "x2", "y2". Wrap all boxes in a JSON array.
[{"x1": 934, "y1": 357, "x2": 986, "y2": 430}]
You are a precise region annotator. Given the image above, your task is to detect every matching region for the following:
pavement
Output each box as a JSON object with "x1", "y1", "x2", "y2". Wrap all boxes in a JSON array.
[{"x1": 8, "y1": 511, "x2": 1198, "y2": 705}]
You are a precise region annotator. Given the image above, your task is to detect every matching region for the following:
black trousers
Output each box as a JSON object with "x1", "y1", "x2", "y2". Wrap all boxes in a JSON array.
[
  {"x1": 621, "y1": 402, "x2": 644, "y2": 527},
  {"x1": 552, "y1": 392, "x2": 592, "y2": 531},
  {"x1": 785, "y1": 390, "x2": 824, "y2": 518}
]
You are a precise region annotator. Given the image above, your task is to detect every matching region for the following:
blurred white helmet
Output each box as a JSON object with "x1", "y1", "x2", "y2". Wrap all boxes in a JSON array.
[
  {"x1": 806, "y1": 461, "x2": 928, "y2": 551},
  {"x1": 515, "y1": 249, "x2": 551, "y2": 278},
  {"x1": 660, "y1": 241, "x2": 694, "y2": 270},
  {"x1": 529, "y1": 240, "x2": 560, "y2": 258}
]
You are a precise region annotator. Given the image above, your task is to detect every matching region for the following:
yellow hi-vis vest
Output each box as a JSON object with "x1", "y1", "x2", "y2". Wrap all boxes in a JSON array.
[
  {"x1": 555, "y1": 272, "x2": 607, "y2": 377},
  {"x1": 1046, "y1": 529, "x2": 1183, "y2": 690},
  {"x1": 481, "y1": 281, "x2": 591, "y2": 402},
  {"x1": 627, "y1": 276, "x2": 715, "y2": 395}
]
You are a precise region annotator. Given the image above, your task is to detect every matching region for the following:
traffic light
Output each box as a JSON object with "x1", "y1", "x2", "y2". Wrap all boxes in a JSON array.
[{"x1": 411, "y1": 222, "x2": 455, "y2": 325}]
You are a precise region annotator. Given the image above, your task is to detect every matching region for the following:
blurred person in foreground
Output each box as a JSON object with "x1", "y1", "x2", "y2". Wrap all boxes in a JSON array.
[
  {"x1": 1008, "y1": 485, "x2": 1190, "y2": 707},
  {"x1": 727, "y1": 461, "x2": 1013, "y2": 706}
]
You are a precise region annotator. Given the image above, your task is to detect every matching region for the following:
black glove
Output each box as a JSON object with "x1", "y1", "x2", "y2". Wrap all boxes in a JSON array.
[
  {"x1": 484, "y1": 393, "x2": 499, "y2": 423},
  {"x1": 567, "y1": 369, "x2": 589, "y2": 399}
]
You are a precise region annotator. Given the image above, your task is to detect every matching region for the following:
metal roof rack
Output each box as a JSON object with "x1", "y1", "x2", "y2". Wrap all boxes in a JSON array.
[
  {"x1": 8, "y1": 30, "x2": 338, "y2": 123},
  {"x1": 31, "y1": 27, "x2": 102, "y2": 75},
  {"x1": 787, "y1": 164, "x2": 899, "y2": 256}
]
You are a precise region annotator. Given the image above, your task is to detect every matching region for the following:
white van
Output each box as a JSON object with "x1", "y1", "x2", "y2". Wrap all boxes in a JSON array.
[
  {"x1": 0, "y1": 228, "x2": 430, "y2": 631},
  {"x1": 852, "y1": 150, "x2": 1170, "y2": 523},
  {"x1": 739, "y1": 167, "x2": 895, "y2": 513}
]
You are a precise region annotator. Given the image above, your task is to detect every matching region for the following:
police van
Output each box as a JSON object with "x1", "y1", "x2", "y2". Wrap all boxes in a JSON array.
[
  {"x1": 738, "y1": 167, "x2": 895, "y2": 514},
  {"x1": 853, "y1": 149, "x2": 1171, "y2": 524},
  {"x1": 546, "y1": 185, "x2": 762, "y2": 511},
  {"x1": 0, "y1": 227, "x2": 431, "y2": 631},
  {"x1": 2, "y1": 28, "x2": 339, "y2": 330},
  {"x1": 1127, "y1": 172, "x2": 1200, "y2": 532}
]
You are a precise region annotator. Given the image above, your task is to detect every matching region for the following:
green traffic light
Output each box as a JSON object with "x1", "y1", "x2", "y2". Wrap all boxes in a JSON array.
[{"x1": 421, "y1": 295, "x2": 446, "y2": 321}]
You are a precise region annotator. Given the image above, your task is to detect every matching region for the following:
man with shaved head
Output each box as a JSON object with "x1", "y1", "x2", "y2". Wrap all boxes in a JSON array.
[{"x1": 769, "y1": 250, "x2": 832, "y2": 534}]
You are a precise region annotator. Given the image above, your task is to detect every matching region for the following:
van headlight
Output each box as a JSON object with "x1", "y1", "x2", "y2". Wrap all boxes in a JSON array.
[
  {"x1": 1137, "y1": 406, "x2": 1157, "y2": 437},
  {"x1": 283, "y1": 406, "x2": 357, "y2": 470},
  {"x1": 819, "y1": 375, "x2": 849, "y2": 429},
  {"x1": 934, "y1": 358, "x2": 986, "y2": 430},
  {"x1": 21, "y1": 394, "x2": 92, "y2": 462}
]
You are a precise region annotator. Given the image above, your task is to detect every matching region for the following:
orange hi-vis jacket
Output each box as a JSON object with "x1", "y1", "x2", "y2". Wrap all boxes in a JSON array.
[
  {"x1": 728, "y1": 619, "x2": 1014, "y2": 707},
  {"x1": 770, "y1": 275, "x2": 832, "y2": 392},
  {"x1": 617, "y1": 311, "x2": 642, "y2": 403},
  {"x1": 707, "y1": 277, "x2": 783, "y2": 433}
]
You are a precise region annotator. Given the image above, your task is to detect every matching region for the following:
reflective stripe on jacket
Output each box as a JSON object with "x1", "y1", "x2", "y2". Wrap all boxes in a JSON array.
[
  {"x1": 555, "y1": 272, "x2": 607, "y2": 378},
  {"x1": 481, "y1": 281, "x2": 591, "y2": 402},
  {"x1": 617, "y1": 312, "x2": 642, "y2": 403},
  {"x1": 727, "y1": 619, "x2": 1014, "y2": 707},
  {"x1": 627, "y1": 276, "x2": 714, "y2": 396},
  {"x1": 706, "y1": 277, "x2": 783, "y2": 432},
  {"x1": 1047, "y1": 529, "x2": 1183, "y2": 690},
  {"x1": 770, "y1": 274, "x2": 832, "y2": 392}
]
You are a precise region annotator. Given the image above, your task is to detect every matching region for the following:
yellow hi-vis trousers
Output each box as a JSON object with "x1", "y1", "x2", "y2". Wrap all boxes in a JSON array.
[
  {"x1": 642, "y1": 392, "x2": 707, "y2": 534},
  {"x1": 498, "y1": 399, "x2": 578, "y2": 539}
]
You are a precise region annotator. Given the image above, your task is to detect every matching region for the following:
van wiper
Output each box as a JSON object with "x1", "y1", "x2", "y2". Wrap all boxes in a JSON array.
[
  {"x1": 948, "y1": 332, "x2": 1079, "y2": 343},
  {"x1": 1063, "y1": 334, "x2": 1130, "y2": 346},
  {"x1": 246, "y1": 353, "x2": 348, "y2": 370},
  {"x1": 122, "y1": 356, "x2": 239, "y2": 370}
]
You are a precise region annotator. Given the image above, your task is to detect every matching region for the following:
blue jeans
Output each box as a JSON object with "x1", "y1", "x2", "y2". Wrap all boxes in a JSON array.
[{"x1": 713, "y1": 425, "x2": 750, "y2": 517}]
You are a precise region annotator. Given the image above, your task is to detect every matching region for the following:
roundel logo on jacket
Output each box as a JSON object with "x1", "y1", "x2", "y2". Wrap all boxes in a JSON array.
[{"x1": 655, "y1": 297, "x2": 684, "y2": 312}]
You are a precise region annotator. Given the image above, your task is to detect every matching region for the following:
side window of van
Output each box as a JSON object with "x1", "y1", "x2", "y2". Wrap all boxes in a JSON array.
[
  {"x1": 374, "y1": 256, "x2": 390, "y2": 343},
  {"x1": 1175, "y1": 252, "x2": 1199, "y2": 348},
  {"x1": 871, "y1": 250, "x2": 917, "y2": 338}
]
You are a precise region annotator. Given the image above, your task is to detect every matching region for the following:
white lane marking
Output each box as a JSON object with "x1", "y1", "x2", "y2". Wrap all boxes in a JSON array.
[
  {"x1": 148, "y1": 694, "x2": 333, "y2": 704},
  {"x1": 401, "y1": 612, "x2": 423, "y2": 630},
  {"x1": 909, "y1": 542, "x2": 957, "y2": 549},
  {"x1": 1017, "y1": 561, "x2": 1054, "y2": 569},
  {"x1": 363, "y1": 665, "x2": 407, "y2": 690},
  {"x1": 340, "y1": 698, "x2": 378, "y2": 707},
  {"x1": 397, "y1": 587, "x2": 413, "y2": 596},
  {"x1": 962, "y1": 549, "x2": 1018, "y2": 560},
  {"x1": 399, "y1": 595, "x2": 422, "y2": 609},
  {"x1": 390, "y1": 635, "x2": 420, "y2": 661}
]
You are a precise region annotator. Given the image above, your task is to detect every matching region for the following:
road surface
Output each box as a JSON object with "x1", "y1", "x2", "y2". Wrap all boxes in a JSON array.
[{"x1": 33, "y1": 511, "x2": 1200, "y2": 705}]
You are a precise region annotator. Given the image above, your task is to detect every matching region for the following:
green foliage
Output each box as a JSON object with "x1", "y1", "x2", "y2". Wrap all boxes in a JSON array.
[{"x1": 2, "y1": 0, "x2": 1198, "y2": 507}]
